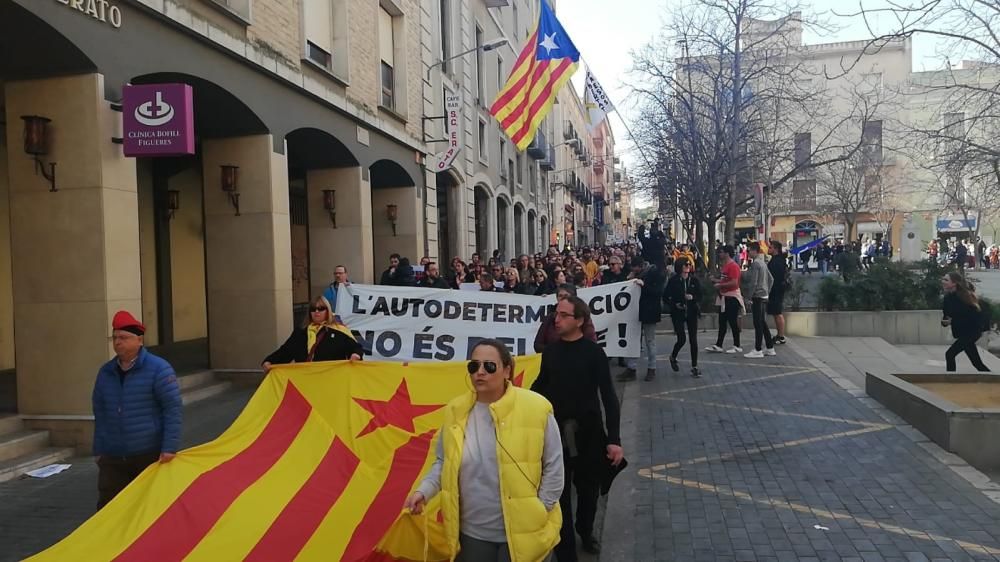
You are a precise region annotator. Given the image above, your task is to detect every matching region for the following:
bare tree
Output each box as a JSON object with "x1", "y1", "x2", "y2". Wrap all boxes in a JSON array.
[
  {"x1": 815, "y1": 144, "x2": 896, "y2": 243},
  {"x1": 627, "y1": 0, "x2": 887, "y2": 262}
]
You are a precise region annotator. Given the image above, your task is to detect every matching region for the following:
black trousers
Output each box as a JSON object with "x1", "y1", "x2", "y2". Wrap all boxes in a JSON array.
[
  {"x1": 715, "y1": 297, "x2": 741, "y2": 348},
  {"x1": 671, "y1": 314, "x2": 698, "y2": 367},
  {"x1": 751, "y1": 297, "x2": 774, "y2": 351},
  {"x1": 946, "y1": 337, "x2": 991, "y2": 372},
  {"x1": 96, "y1": 452, "x2": 160, "y2": 510},
  {"x1": 554, "y1": 419, "x2": 604, "y2": 562}
]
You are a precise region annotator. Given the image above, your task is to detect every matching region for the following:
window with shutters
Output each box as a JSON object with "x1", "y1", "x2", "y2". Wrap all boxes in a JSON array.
[
  {"x1": 379, "y1": 6, "x2": 396, "y2": 110},
  {"x1": 479, "y1": 119, "x2": 489, "y2": 162},
  {"x1": 302, "y1": 0, "x2": 349, "y2": 80},
  {"x1": 862, "y1": 120, "x2": 883, "y2": 164},
  {"x1": 794, "y1": 132, "x2": 811, "y2": 168},
  {"x1": 791, "y1": 180, "x2": 816, "y2": 211},
  {"x1": 475, "y1": 25, "x2": 486, "y2": 105},
  {"x1": 440, "y1": 0, "x2": 452, "y2": 75}
]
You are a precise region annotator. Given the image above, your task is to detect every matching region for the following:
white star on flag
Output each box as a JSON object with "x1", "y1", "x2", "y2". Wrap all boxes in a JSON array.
[{"x1": 540, "y1": 33, "x2": 560, "y2": 55}]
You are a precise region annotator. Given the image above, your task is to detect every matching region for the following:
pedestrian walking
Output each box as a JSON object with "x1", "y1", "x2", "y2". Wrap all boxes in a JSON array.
[
  {"x1": 705, "y1": 245, "x2": 745, "y2": 354},
  {"x1": 262, "y1": 296, "x2": 363, "y2": 372},
  {"x1": 768, "y1": 241, "x2": 789, "y2": 345},
  {"x1": 618, "y1": 256, "x2": 665, "y2": 382},
  {"x1": 664, "y1": 258, "x2": 702, "y2": 378},
  {"x1": 941, "y1": 272, "x2": 991, "y2": 372},
  {"x1": 800, "y1": 247, "x2": 812, "y2": 274},
  {"x1": 533, "y1": 284, "x2": 596, "y2": 352},
  {"x1": 405, "y1": 340, "x2": 564, "y2": 562},
  {"x1": 531, "y1": 297, "x2": 624, "y2": 560},
  {"x1": 744, "y1": 242, "x2": 776, "y2": 358},
  {"x1": 600, "y1": 256, "x2": 628, "y2": 284},
  {"x1": 93, "y1": 311, "x2": 182, "y2": 510}
]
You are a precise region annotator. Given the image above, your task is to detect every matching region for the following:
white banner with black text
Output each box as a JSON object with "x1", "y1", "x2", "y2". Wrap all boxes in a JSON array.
[{"x1": 336, "y1": 281, "x2": 641, "y2": 360}]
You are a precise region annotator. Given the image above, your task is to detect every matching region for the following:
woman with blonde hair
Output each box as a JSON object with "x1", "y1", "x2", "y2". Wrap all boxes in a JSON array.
[
  {"x1": 405, "y1": 339, "x2": 564, "y2": 561},
  {"x1": 261, "y1": 295, "x2": 362, "y2": 372},
  {"x1": 941, "y1": 271, "x2": 990, "y2": 372}
]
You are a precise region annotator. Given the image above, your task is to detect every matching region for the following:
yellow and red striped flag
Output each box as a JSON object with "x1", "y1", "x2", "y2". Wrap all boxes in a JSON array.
[
  {"x1": 490, "y1": 0, "x2": 580, "y2": 151},
  {"x1": 27, "y1": 356, "x2": 542, "y2": 562}
]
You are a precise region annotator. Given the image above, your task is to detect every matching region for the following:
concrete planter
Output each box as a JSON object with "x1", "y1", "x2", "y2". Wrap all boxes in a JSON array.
[
  {"x1": 867, "y1": 372, "x2": 1000, "y2": 471},
  {"x1": 784, "y1": 310, "x2": 952, "y2": 345}
]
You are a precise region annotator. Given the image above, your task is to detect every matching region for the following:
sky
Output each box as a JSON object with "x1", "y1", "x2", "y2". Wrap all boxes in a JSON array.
[{"x1": 555, "y1": 0, "x2": 954, "y2": 207}]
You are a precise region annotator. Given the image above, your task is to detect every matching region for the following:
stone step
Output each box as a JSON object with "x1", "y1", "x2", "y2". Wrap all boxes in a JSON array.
[
  {"x1": 0, "y1": 429, "x2": 51, "y2": 463},
  {"x1": 0, "y1": 414, "x2": 23, "y2": 436},
  {"x1": 176, "y1": 370, "x2": 216, "y2": 391},
  {"x1": 181, "y1": 380, "x2": 233, "y2": 406},
  {"x1": 0, "y1": 446, "x2": 75, "y2": 484}
]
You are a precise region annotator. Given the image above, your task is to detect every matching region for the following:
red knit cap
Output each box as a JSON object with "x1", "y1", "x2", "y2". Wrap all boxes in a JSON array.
[{"x1": 112, "y1": 310, "x2": 145, "y2": 336}]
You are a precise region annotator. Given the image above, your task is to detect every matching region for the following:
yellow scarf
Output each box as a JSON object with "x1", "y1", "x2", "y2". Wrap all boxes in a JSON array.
[{"x1": 306, "y1": 323, "x2": 323, "y2": 354}]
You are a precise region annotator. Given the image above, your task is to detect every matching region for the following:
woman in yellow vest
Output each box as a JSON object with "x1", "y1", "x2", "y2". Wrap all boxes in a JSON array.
[{"x1": 404, "y1": 339, "x2": 564, "y2": 562}]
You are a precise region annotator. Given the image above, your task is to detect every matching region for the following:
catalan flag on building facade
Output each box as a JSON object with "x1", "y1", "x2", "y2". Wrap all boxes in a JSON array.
[
  {"x1": 27, "y1": 357, "x2": 543, "y2": 562},
  {"x1": 490, "y1": 0, "x2": 581, "y2": 151}
]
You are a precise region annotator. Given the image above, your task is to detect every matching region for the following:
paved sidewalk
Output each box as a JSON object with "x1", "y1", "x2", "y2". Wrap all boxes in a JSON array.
[
  {"x1": 602, "y1": 333, "x2": 1000, "y2": 561},
  {"x1": 0, "y1": 387, "x2": 255, "y2": 561}
]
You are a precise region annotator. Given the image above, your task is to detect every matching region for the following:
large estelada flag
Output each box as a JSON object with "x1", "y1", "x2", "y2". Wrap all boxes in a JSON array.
[
  {"x1": 490, "y1": 0, "x2": 580, "y2": 151},
  {"x1": 27, "y1": 356, "x2": 542, "y2": 562}
]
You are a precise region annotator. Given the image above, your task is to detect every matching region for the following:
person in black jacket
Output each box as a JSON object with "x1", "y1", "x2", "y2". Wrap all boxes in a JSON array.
[
  {"x1": 942, "y1": 272, "x2": 990, "y2": 372},
  {"x1": 262, "y1": 296, "x2": 362, "y2": 372},
  {"x1": 664, "y1": 258, "x2": 703, "y2": 378},
  {"x1": 618, "y1": 256, "x2": 665, "y2": 382},
  {"x1": 379, "y1": 254, "x2": 400, "y2": 285},
  {"x1": 388, "y1": 257, "x2": 417, "y2": 286},
  {"x1": 417, "y1": 262, "x2": 450, "y2": 289}
]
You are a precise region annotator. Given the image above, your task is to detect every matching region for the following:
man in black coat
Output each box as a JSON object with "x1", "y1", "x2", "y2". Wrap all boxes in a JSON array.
[
  {"x1": 417, "y1": 262, "x2": 450, "y2": 289},
  {"x1": 619, "y1": 256, "x2": 665, "y2": 382},
  {"x1": 379, "y1": 253, "x2": 400, "y2": 285}
]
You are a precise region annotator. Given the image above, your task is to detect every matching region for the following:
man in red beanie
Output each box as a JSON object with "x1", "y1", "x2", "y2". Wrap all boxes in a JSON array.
[{"x1": 92, "y1": 310, "x2": 182, "y2": 509}]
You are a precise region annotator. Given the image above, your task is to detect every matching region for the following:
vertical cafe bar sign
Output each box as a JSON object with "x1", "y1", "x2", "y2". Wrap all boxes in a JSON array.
[{"x1": 122, "y1": 84, "x2": 195, "y2": 157}]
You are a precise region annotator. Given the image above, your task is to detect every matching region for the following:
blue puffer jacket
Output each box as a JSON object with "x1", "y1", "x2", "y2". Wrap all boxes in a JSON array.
[{"x1": 92, "y1": 347, "x2": 182, "y2": 457}]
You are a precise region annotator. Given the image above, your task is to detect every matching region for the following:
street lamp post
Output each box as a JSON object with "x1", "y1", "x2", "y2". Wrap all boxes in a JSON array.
[{"x1": 425, "y1": 38, "x2": 508, "y2": 81}]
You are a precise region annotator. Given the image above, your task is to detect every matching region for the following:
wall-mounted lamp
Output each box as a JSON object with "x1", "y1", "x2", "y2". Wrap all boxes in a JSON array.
[
  {"x1": 386, "y1": 203, "x2": 399, "y2": 236},
  {"x1": 220, "y1": 165, "x2": 240, "y2": 216},
  {"x1": 21, "y1": 116, "x2": 57, "y2": 192},
  {"x1": 322, "y1": 189, "x2": 337, "y2": 228},
  {"x1": 166, "y1": 189, "x2": 180, "y2": 220}
]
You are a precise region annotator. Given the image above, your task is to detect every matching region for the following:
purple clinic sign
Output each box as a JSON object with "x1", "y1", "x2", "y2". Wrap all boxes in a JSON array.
[{"x1": 122, "y1": 84, "x2": 195, "y2": 157}]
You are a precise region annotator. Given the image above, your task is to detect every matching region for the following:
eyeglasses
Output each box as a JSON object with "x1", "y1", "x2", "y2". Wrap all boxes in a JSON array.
[
  {"x1": 467, "y1": 360, "x2": 498, "y2": 375},
  {"x1": 556, "y1": 311, "x2": 577, "y2": 319},
  {"x1": 310, "y1": 307, "x2": 328, "y2": 313}
]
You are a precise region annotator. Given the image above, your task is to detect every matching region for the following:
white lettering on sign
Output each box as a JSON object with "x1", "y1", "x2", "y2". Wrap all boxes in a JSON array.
[
  {"x1": 433, "y1": 94, "x2": 464, "y2": 172},
  {"x1": 55, "y1": 0, "x2": 123, "y2": 29}
]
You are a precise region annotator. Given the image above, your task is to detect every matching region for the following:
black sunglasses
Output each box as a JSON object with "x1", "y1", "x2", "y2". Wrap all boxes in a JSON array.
[
  {"x1": 467, "y1": 360, "x2": 498, "y2": 375},
  {"x1": 310, "y1": 306, "x2": 328, "y2": 313}
]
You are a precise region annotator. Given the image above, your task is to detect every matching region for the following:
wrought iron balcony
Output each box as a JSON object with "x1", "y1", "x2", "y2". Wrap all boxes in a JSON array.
[{"x1": 528, "y1": 131, "x2": 548, "y2": 160}]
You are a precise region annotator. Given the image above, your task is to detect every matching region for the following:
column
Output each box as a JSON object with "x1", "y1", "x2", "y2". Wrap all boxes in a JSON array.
[
  {"x1": 307, "y1": 166, "x2": 374, "y2": 288},
  {"x1": 5, "y1": 73, "x2": 140, "y2": 450},
  {"x1": 371, "y1": 186, "x2": 423, "y2": 272},
  {"x1": 202, "y1": 135, "x2": 292, "y2": 370}
]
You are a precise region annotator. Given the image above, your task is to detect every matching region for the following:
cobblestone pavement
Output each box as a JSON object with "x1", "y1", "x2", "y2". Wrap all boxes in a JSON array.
[
  {"x1": 0, "y1": 387, "x2": 255, "y2": 562},
  {"x1": 602, "y1": 333, "x2": 1000, "y2": 562}
]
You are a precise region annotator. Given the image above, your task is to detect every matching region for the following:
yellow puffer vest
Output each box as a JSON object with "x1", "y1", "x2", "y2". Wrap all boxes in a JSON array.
[{"x1": 439, "y1": 385, "x2": 562, "y2": 562}]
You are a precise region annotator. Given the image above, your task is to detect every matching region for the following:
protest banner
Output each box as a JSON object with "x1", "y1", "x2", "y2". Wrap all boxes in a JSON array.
[{"x1": 337, "y1": 281, "x2": 641, "y2": 360}]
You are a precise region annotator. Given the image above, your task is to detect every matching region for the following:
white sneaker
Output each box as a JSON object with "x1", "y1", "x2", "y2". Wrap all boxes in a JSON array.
[
  {"x1": 705, "y1": 345, "x2": 724, "y2": 353},
  {"x1": 764, "y1": 348, "x2": 777, "y2": 356},
  {"x1": 744, "y1": 349, "x2": 764, "y2": 358},
  {"x1": 725, "y1": 346, "x2": 743, "y2": 354}
]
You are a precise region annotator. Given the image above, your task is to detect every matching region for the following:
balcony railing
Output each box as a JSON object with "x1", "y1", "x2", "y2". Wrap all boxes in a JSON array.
[
  {"x1": 528, "y1": 131, "x2": 548, "y2": 160},
  {"x1": 540, "y1": 145, "x2": 555, "y2": 171}
]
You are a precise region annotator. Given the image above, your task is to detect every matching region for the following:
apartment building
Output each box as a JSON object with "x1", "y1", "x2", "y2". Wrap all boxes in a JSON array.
[{"x1": 0, "y1": 0, "x2": 428, "y2": 453}]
